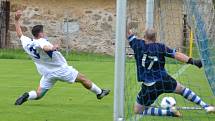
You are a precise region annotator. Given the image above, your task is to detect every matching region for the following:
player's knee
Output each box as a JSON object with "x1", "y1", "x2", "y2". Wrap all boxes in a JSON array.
[
  {"x1": 134, "y1": 108, "x2": 143, "y2": 114},
  {"x1": 78, "y1": 78, "x2": 88, "y2": 85},
  {"x1": 77, "y1": 74, "x2": 90, "y2": 84},
  {"x1": 76, "y1": 74, "x2": 86, "y2": 82},
  {"x1": 134, "y1": 109, "x2": 141, "y2": 114},
  {"x1": 134, "y1": 104, "x2": 143, "y2": 114},
  {"x1": 175, "y1": 82, "x2": 185, "y2": 94}
]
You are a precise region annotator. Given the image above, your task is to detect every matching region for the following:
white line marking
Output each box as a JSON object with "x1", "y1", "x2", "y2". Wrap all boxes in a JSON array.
[{"x1": 172, "y1": 65, "x2": 190, "y2": 79}]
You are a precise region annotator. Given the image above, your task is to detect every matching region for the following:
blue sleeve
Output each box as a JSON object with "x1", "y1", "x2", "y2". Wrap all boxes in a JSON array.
[
  {"x1": 128, "y1": 34, "x2": 138, "y2": 50},
  {"x1": 163, "y1": 44, "x2": 177, "y2": 58}
]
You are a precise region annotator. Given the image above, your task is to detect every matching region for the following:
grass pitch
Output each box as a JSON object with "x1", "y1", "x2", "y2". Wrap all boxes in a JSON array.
[
  {"x1": 0, "y1": 59, "x2": 113, "y2": 121},
  {"x1": 0, "y1": 58, "x2": 215, "y2": 121}
]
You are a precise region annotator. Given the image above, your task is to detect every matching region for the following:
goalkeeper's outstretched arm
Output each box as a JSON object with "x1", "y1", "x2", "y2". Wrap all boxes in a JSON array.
[{"x1": 174, "y1": 52, "x2": 202, "y2": 68}]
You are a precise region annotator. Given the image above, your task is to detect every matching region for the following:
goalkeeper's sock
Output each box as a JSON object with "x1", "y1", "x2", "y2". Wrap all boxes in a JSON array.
[
  {"x1": 28, "y1": 90, "x2": 37, "y2": 100},
  {"x1": 143, "y1": 107, "x2": 177, "y2": 116},
  {"x1": 181, "y1": 88, "x2": 208, "y2": 108},
  {"x1": 90, "y1": 83, "x2": 102, "y2": 95}
]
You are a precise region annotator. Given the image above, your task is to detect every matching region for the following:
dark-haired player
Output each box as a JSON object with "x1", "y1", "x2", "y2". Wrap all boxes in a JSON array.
[
  {"x1": 14, "y1": 10, "x2": 110, "y2": 105},
  {"x1": 128, "y1": 28, "x2": 215, "y2": 117}
]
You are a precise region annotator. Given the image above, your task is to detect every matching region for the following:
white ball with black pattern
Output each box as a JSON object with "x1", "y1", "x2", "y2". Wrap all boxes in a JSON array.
[{"x1": 160, "y1": 97, "x2": 176, "y2": 109}]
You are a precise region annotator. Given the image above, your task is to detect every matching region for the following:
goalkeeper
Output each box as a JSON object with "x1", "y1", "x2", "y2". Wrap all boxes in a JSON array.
[{"x1": 127, "y1": 28, "x2": 215, "y2": 117}]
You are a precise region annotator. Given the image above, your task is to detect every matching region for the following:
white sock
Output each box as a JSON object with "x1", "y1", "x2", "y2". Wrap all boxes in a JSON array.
[
  {"x1": 181, "y1": 88, "x2": 208, "y2": 108},
  {"x1": 90, "y1": 83, "x2": 102, "y2": 95},
  {"x1": 28, "y1": 91, "x2": 37, "y2": 100}
]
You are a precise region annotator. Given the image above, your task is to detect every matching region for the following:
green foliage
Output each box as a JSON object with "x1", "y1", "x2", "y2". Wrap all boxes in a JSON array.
[
  {"x1": 0, "y1": 49, "x2": 30, "y2": 60},
  {"x1": 0, "y1": 49, "x2": 114, "y2": 62}
]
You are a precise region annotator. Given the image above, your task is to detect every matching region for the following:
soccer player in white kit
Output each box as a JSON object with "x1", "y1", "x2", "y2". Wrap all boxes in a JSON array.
[{"x1": 14, "y1": 10, "x2": 110, "y2": 105}]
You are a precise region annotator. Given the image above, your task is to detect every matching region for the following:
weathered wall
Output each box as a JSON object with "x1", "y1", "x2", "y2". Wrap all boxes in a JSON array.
[
  {"x1": 155, "y1": 0, "x2": 184, "y2": 49},
  {"x1": 127, "y1": 0, "x2": 183, "y2": 49},
  {"x1": 9, "y1": 0, "x2": 183, "y2": 55},
  {"x1": 9, "y1": 0, "x2": 116, "y2": 55}
]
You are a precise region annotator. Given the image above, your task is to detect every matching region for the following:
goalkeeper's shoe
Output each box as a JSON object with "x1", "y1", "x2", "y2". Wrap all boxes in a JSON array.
[
  {"x1": 97, "y1": 89, "x2": 110, "y2": 100},
  {"x1": 171, "y1": 107, "x2": 182, "y2": 117},
  {"x1": 15, "y1": 92, "x2": 29, "y2": 105},
  {"x1": 205, "y1": 106, "x2": 215, "y2": 113}
]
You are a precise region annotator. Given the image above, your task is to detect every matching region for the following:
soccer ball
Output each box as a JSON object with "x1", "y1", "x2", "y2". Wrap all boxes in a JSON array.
[{"x1": 160, "y1": 97, "x2": 176, "y2": 109}]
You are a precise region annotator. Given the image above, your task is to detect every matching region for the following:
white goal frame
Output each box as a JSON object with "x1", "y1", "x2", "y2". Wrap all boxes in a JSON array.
[{"x1": 114, "y1": 0, "x2": 154, "y2": 121}]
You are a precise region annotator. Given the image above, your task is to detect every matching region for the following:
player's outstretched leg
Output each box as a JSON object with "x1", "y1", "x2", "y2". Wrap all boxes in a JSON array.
[
  {"x1": 175, "y1": 82, "x2": 215, "y2": 113},
  {"x1": 75, "y1": 73, "x2": 110, "y2": 100},
  {"x1": 15, "y1": 86, "x2": 48, "y2": 105},
  {"x1": 134, "y1": 103, "x2": 181, "y2": 117},
  {"x1": 14, "y1": 92, "x2": 29, "y2": 105}
]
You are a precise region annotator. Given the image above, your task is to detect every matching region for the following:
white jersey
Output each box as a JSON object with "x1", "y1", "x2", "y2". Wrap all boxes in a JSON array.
[{"x1": 20, "y1": 35, "x2": 68, "y2": 75}]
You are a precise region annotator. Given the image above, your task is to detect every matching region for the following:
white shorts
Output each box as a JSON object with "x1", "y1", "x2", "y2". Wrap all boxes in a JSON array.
[{"x1": 40, "y1": 66, "x2": 79, "y2": 89}]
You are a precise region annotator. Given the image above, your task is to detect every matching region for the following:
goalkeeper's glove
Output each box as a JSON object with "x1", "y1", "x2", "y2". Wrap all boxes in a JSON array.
[{"x1": 187, "y1": 58, "x2": 203, "y2": 68}]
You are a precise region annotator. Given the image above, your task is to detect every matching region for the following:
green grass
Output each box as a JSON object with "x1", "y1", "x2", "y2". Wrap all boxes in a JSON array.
[
  {"x1": 0, "y1": 52, "x2": 215, "y2": 121},
  {"x1": 0, "y1": 59, "x2": 114, "y2": 121},
  {"x1": 0, "y1": 48, "x2": 114, "y2": 62}
]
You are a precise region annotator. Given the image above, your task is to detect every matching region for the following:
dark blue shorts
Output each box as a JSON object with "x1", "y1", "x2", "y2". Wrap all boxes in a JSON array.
[{"x1": 136, "y1": 75, "x2": 177, "y2": 106}]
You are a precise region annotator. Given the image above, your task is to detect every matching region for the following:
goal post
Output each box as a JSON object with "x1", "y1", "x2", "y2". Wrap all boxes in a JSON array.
[
  {"x1": 114, "y1": 0, "x2": 155, "y2": 120},
  {"x1": 146, "y1": 0, "x2": 155, "y2": 28},
  {"x1": 114, "y1": 0, "x2": 127, "y2": 121}
]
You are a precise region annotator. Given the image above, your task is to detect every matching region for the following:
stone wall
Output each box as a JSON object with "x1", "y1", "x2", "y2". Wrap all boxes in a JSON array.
[
  {"x1": 9, "y1": 0, "x2": 116, "y2": 55},
  {"x1": 9, "y1": 0, "x2": 183, "y2": 55},
  {"x1": 127, "y1": 0, "x2": 183, "y2": 49},
  {"x1": 155, "y1": 0, "x2": 183, "y2": 49}
]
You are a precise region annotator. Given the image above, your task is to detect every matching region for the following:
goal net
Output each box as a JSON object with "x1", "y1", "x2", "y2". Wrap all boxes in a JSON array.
[{"x1": 125, "y1": 0, "x2": 215, "y2": 121}]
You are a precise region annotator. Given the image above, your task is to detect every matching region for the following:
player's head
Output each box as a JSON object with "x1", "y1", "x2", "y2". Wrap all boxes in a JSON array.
[
  {"x1": 32, "y1": 25, "x2": 44, "y2": 39},
  {"x1": 144, "y1": 28, "x2": 157, "y2": 42}
]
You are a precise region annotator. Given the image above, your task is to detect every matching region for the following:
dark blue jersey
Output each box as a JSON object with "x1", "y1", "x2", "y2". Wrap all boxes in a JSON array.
[{"x1": 128, "y1": 34, "x2": 176, "y2": 83}]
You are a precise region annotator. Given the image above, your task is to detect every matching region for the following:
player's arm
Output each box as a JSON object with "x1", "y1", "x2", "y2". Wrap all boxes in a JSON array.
[
  {"x1": 15, "y1": 10, "x2": 23, "y2": 38},
  {"x1": 127, "y1": 29, "x2": 140, "y2": 50},
  {"x1": 174, "y1": 52, "x2": 189, "y2": 63},
  {"x1": 174, "y1": 52, "x2": 202, "y2": 68},
  {"x1": 127, "y1": 29, "x2": 136, "y2": 42},
  {"x1": 43, "y1": 44, "x2": 59, "y2": 52},
  {"x1": 38, "y1": 39, "x2": 59, "y2": 52},
  {"x1": 164, "y1": 45, "x2": 202, "y2": 68},
  {"x1": 15, "y1": 10, "x2": 32, "y2": 49}
]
